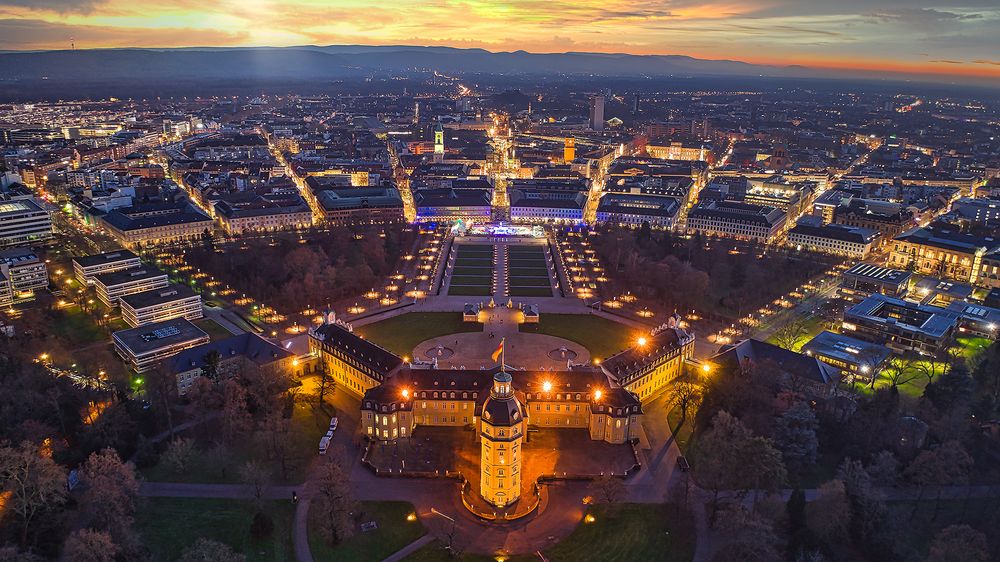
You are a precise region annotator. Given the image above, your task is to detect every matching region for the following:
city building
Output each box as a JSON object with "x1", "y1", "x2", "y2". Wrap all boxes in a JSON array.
[
  {"x1": 686, "y1": 200, "x2": 786, "y2": 241},
  {"x1": 801, "y1": 331, "x2": 892, "y2": 383},
  {"x1": 167, "y1": 332, "x2": 295, "y2": 395},
  {"x1": 842, "y1": 294, "x2": 958, "y2": 354},
  {"x1": 100, "y1": 203, "x2": 213, "y2": 248},
  {"x1": 705, "y1": 339, "x2": 841, "y2": 397},
  {"x1": 119, "y1": 283, "x2": 203, "y2": 328},
  {"x1": 94, "y1": 266, "x2": 170, "y2": 307},
  {"x1": 213, "y1": 193, "x2": 313, "y2": 234},
  {"x1": 0, "y1": 247, "x2": 48, "y2": 299},
  {"x1": 508, "y1": 190, "x2": 587, "y2": 224},
  {"x1": 951, "y1": 197, "x2": 1000, "y2": 225},
  {"x1": 315, "y1": 187, "x2": 405, "y2": 226},
  {"x1": 413, "y1": 188, "x2": 493, "y2": 223},
  {"x1": 112, "y1": 317, "x2": 210, "y2": 373},
  {"x1": 787, "y1": 221, "x2": 879, "y2": 259},
  {"x1": 589, "y1": 96, "x2": 605, "y2": 132},
  {"x1": 839, "y1": 262, "x2": 912, "y2": 302},
  {"x1": 72, "y1": 250, "x2": 142, "y2": 285},
  {"x1": 595, "y1": 193, "x2": 680, "y2": 230},
  {"x1": 888, "y1": 226, "x2": 999, "y2": 286},
  {"x1": 0, "y1": 198, "x2": 52, "y2": 248}
]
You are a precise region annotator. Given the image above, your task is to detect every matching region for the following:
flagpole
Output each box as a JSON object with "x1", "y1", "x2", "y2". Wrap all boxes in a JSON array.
[{"x1": 501, "y1": 337, "x2": 505, "y2": 369}]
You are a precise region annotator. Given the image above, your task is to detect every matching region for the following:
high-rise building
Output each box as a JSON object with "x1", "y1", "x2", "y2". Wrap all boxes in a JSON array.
[
  {"x1": 589, "y1": 96, "x2": 605, "y2": 132},
  {"x1": 480, "y1": 370, "x2": 525, "y2": 508}
]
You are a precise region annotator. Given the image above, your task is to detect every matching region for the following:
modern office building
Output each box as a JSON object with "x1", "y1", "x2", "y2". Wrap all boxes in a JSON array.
[
  {"x1": 0, "y1": 198, "x2": 52, "y2": 248},
  {"x1": 73, "y1": 250, "x2": 142, "y2": 285},
  {"x1": 589, "y1": 96, "x2": 605, "y2": 132},
  {"x1": 120, "y1": 284, "x2": 203, "y2": 328},
  {"x1": 0, "y1": 247, "x2": 48, "y2": 297},
  {"x1": 801, "y1": 331, "x2": 892, "y2": 383},
  {"x1": 94, "y1": 266, "x2": 170, "y2": 307},
  {"x1": 839, "y1": 262, "x2": 912, "y2": 302},
  {"x1": 842, "y1": 294, "x2": 958, "y2": 354},
  {"x1": 113, "y1": 318, "x2": 210, "y2": 373}
]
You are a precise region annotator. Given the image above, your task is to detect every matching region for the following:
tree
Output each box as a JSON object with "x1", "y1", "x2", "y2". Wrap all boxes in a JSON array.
[
  {"x1": 162, "y1": 437, "x2": 196, "y2": 474},
  {"x1": 588, "y1": 474, "x2": 626, "y2": 505},
  {"x1": 220, "y1": 380, "x2": 252, "y2": 443},
  {"x1": 913, "y1": 360, "x2": 945, "y2": 386},
  {"x1": 313, "y1": 462, "x2": 356, "y2": 545},
  {"x1": 711, "y1": 505, "x2": 781, "y2": 562},
  {"x1": 239, "y1": 460, "x2": 269, "y2": 508},
  {"x1": 904, "y1": 441, "x2": 973, "y2": 520},
  {"x1": 882, "y1": 356, "x2": 919, "y2": 389},
  {"x1": 62, "y1": 529, "x2": 118, "y2": 562},
  {"x1": 773, "y1": 402, "x2": 819, "y2": 470},
  {"x1": 772, "y1": 317, "x2": 811, "y2": 351},
  {"x1": 926, "y1": 524, "x2": 989, "y2": 562},
  {"x1": 178, "y1": 538, "x2": 246, "y2": 562},
  {"x1": 805, "y1": 480, "x2": 850, "y2": 542},
  {"x1": 837, "y1": 458, "x2": 886, "y2": 543},
  {"x1": 201, "y1": 350, "x2": 222, "y2": 381},
  {"x1": 146, "y1": 365, "x2": 178, "y2": 437},
  {"x1": 666, "y1": 381, "x2": 702, "y2": 429},
  {"x1": 78, "y1": 448, "x2": 140, "y2": 541},
  {"x1": 0, "y1": 441, "x2": 68, "y2": 545},
  {"x1": 258, "y1": 411, "x2": 293, "y2": 480},
  {"x1": 691, "y1": 411, "x2": 787, "y2": 523}
]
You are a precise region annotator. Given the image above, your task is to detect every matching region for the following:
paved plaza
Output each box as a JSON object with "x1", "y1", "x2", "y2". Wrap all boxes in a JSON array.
[{"x1": 412, "y1": 304, "x2": 590, "y2": 369}]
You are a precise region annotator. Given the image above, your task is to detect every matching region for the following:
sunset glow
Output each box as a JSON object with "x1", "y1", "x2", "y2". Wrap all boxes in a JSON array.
[{"x1": 0, "y1": 0, "x2": 997, "y2": 81}]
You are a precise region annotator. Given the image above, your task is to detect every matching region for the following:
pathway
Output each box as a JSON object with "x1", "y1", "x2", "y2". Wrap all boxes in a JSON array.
[{"x1": 381, "y1": 534, "x2": 434, "y2": 562}]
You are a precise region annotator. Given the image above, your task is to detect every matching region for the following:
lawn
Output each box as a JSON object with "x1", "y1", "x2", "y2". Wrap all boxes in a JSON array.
[
  {"x1": 523, "y1": 314, "x2": 635, "y2": 360},
  {"x1": 356, "y1": 312, "x2": 482, "y2": 357},
  {"x1": 454, "y1": 258, "x2": 493, "y2": 267},
  {"x1": 448, "y1": 286, "x2": 493, "y2": 296},
  {"x1": 142, "y1": 396, "x2": 332, "y2": 484},
  {"x1": 451, "y1": 266, "x2": 494, "y2": 276},
  {"x1": 509, "y1": 287, "x2": 554, "y2": 297},
  {"x1": 136, "y1": 497, "x2": 295, "y2": 562},
  {"x1": 667, "y1": 404, "x2": 695, "y2": 456},
  {"x1": 542, "y1": 504, "x2": 694, "y2": 562},
  {"x1": 508, "y1": 277, "x2": 552, "y2": 287},
  {"x1": 449, "y1": 275, "x2": 493, "y2": 286},
  {"x1": 507, "y1": 267, "x2": 550, "y2": 277},
  {"x1": 50, "y1": 305, "x2": 106, "y2": 346},
  {"x1": 310, "y1": 501, "x2": 426, "y2": 562},
  {"x1": 194, "y1": 317, "x2": 237, "y2": 340}
]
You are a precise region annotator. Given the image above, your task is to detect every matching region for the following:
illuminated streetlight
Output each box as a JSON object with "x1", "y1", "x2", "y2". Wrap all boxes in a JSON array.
[
  {"x1": 594, "y1": 390, "x2": 603, "y2": 400},
  {"x1": 402, "y1": 388, "x2": 410, "y2": 399},
  {"x1": 701, "y1": 363, "x2": 711, "y2": 374},
  {"x1": 542, "y1": 381, "x2": 552, "y2": 392},
  {"x1": 637, "y1": 337, "x2": 647, "y2": 347}
]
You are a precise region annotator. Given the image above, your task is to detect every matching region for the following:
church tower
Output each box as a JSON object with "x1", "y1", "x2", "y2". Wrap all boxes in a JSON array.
[
  {"x1": 433, "y1": 121, "x2": 444, "y2": 163},
  {"x1": 479, "y1": 370, "x2": 525, "y2": 508}
]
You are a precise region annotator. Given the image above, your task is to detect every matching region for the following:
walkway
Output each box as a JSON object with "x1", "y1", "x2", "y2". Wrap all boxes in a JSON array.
[{"x1": 381, "y1": 534, "x2": 434, "y2": 562}]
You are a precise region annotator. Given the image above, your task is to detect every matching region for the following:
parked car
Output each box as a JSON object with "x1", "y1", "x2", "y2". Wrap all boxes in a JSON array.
[
  {"x1": 319, "y1": 435, "x2": 331, "y2": 455},
  {"x1": 676, "y1": 456, "x2": 690, "y2": 472},
  {"x1": 329, "y1": 417, "x2": 339, "y2": 431}
]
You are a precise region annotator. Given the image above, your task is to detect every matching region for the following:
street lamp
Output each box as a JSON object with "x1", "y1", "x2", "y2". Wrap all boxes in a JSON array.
[
  {"x1": 542, "y1": 380, "x2": 552, "y2": 392},
  {"x1": 637, "y1": 337, "x2": 647, "y2": 347},
  {"x1": 701, "y1": 363, "x2": 711, "y2": 374}
]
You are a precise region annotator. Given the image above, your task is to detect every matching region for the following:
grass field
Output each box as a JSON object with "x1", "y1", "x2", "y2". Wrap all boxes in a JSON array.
[
  {"x1": 451, "y1": 266, "x2": 494, "y2": 276},
  {"x1": 142, "y1": 395, "x2": 333, "y2": 484},
  {"x1": 509, "y1": 277, "x2": 552, "y2": 287},
  {"x1": 50, "y1": 305, "x2": 106, "y2": 346},
  {"x1": 406, "y1": 503, "x2": 694, "y2": 562},
  {"x1": 509, "y1": 287, "x2": 555, "y2": 297},
  {"x1": 310, "y1": 501, "x2": 426, "y2": 562},
  {"x1": 447, "y1": 286, "x2": 493, "y2": 296},
  {"x1": 507, "y1": 267, "x2": 550, "y2": 277},
  {"x1": 136, "y1": 498, "x2": 295, "y2": 562},
  {"x1": 449, "y1": 245, "x2": 495, "y2": 296},
  {"x1": 356, "y1": 312, "x2": 481, "y2": 357},
  {"x1": 523, "y1": 314, "x2": 635, "y2": 360},
  {"x1": 194, "y1": 317, "x2": 236, "y2": 340},
  {"x1": 450, "y1": 275, "x2": 493, "y2": 286},
  {"x1": 454, "y1": 258, "x2": 493, "y2": 267}
]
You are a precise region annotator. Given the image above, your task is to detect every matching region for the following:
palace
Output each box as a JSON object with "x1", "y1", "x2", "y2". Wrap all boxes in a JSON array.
[{"x1": 308, "y1": 312, "x2": 695, "y2": 447}]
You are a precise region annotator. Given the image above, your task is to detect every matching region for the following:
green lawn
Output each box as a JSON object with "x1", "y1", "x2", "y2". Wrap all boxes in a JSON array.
[
  {"x1": 448, "y1": 286, "x2": 493, "y2": 296},
  {"x1": 451, "y1": 266, "x2": 494, "y2": 276},
  {"x1": 508, "y1": 277, "x2": 552, "y2": 287},
  {"x1": 194, "y1": 317, "x2": 237, "y2": 340},
  {"x1": 311, "y1": 501, "x2": 426, "y2": 562},
  {"x1": 509, "y1": 287, "x2": 555, "y2": 297},
  {"x1": 454, "y1": 258, "x2": 493, "y2": 267},
  {"x1": 51, "y1": 305, "x2": 106, "y2": 346},
  {"x1": 136, "y1": 498, "x2": 295, "y2": 562},
  {"x1": 356, "y1": 312, "x2": 482, "y2": 357},
  {"x1": 507, "y1": 267, "x2": 550, "y2": 277},
  {"x1": 142, "y1": 397, "x2": 332, "y2": 484},
  {"x1": 667, "y1": 404, "x2": 695, "y2": 456},
  {"x1": 405, "y1": 504, "x2": 694, "y2": 562},
  {"x1": 457, "y1": 244, "x2": 493, "y2": 251},
  {"x1": 956, "y1": 336, "x2": 992, "y2": 360},
  {"x1": 523, "y1": 314, "x2": 635, "y2": 360},
  {"x1": 449, "y1": 275, "x2": 493, "y2": 286}
]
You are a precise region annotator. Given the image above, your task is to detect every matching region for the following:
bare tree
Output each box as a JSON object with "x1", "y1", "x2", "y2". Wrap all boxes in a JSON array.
[
  {"x1": 62, "y1": 529, "x2": 119, "y2": 562},
  {"x1": 178, "y1": 538, "x2": 246, "y2": 562},
  {"x1": 239, "y1": 460, "x2": 270, "y2": 508},
  {"x1": 313, "y1": 462, "x2": 356, "y2": 545},
  {"x1": 666, "y1": 381, "x2": 702, "y2": 429},
  {"x1": 589, "y1": 474, "x2": 626, "y2": 504},
  {"x1": 162, "y1": 437, "x2": 197, "y2": 474},
  {"x1": 0, "y1": 441, "x2": 67, "y2": 546},
  {"x1": 258, "y1": 411, "x2": 293, "y2": 480},
  {"x1": 927, "y1": 524, "x2": 989, "y2": 562},
  {"x1": 771, "y1": 317, "x2": 811, "y2": 351},
  {"x1": 882, "y1": 356, "x2": 919, "y2": 390},
  {"x1": 913, "y1": 360, "x2": 945, "y2": 386},
  {"x1": 220, "y1": 380, "x2": 252, "y2": 443},
  {"x1": 805, "y1": 480, "x2": 850, "y2": 541},
  {"x1": 78, "y1": 448, "x2": 140, "y2": 540}
]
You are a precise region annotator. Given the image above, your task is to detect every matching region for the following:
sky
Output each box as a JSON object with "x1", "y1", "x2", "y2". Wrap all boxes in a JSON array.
[{"x1": 0, "y1": 0, "x2": 998, "y2": 80}]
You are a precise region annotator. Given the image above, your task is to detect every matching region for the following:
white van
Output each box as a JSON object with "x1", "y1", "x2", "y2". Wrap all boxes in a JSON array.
[{"x1": 319, "y1": 435, "x2": 331, "y2": 455}]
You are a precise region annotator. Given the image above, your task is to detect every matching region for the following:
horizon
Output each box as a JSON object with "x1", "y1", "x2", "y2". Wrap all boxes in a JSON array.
[{"x1": 0, "y1": 0, "x2": 996, "y2": 85}]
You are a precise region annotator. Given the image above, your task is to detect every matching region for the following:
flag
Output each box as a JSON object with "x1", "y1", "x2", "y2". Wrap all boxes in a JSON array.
[{"x1": 491, "y1": 339, "x2": 504, "y2": 363}]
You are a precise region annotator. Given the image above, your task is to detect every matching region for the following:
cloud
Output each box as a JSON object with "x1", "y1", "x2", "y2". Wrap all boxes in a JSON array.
[
  {"x1": 0, "y1": 0, "x2": 104, "y2": 13},
  {"x1": 0, "y1": 17, "x2": 248, "y2": 49},
  {"x1": 865, "y1": 7, "x2": 983, "y2": 29}
]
